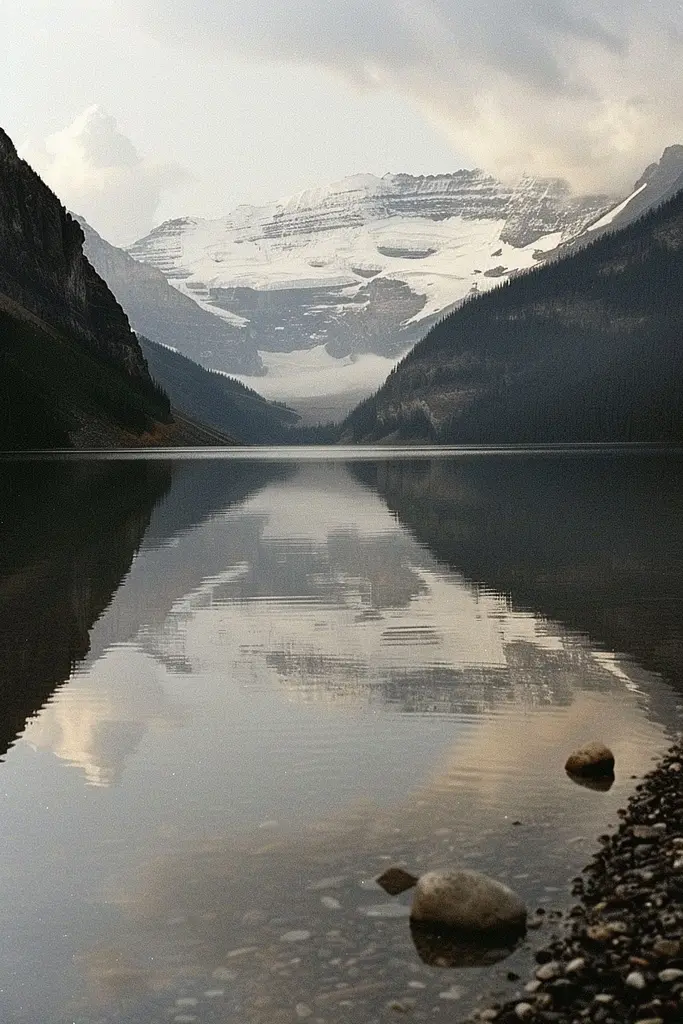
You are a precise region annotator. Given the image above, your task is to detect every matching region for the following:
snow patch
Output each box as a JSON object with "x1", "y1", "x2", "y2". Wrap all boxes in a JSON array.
[{"x1": 587, "y1": 183, "x2": 648, "y2": 232}]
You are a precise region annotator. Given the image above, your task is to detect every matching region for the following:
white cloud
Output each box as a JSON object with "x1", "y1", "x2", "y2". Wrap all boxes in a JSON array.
[{"x1": 19, "y1": 106, "x2": 191, "y2": 244}]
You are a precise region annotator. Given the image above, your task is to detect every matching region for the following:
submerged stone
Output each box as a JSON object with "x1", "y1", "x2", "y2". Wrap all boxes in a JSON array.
[{"x1": 376, "y1": 866, "x2": 419, "y2": 895}]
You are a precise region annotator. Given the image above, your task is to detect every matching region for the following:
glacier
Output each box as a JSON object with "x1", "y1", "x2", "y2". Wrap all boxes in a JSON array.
[{"x1": 127, "y1": 169, "x2": 616, "y2": 412}]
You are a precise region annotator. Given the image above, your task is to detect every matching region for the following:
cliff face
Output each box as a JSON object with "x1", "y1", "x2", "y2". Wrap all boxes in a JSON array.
[{"x1": 0, "y1": 127, "x2": 148, "y2": 379}]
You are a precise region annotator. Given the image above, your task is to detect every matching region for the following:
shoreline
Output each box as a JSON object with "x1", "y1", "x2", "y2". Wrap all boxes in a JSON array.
[{"x1": 467, "y1": 740, "x2": 683, "y2": 1024}]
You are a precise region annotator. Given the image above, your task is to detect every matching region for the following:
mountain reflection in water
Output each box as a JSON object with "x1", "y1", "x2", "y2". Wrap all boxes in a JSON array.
[{"x1": 0, "y1": 449, "x2": 680, "y2": 1024}]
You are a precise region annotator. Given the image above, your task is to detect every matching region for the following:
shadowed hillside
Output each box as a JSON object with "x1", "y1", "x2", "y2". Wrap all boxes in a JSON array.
[{"x1": 342, "y1": 189, "x2": 683, "y2": 444}]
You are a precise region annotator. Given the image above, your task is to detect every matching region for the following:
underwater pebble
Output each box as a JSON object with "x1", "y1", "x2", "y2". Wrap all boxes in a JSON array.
[
  {"x1": 211, "y1": 967, "x2": 237, "y2": 981},
  {"x1": 439, "y1": 985, "x2": 463, "y2": 1000},
  {"x1": 321, "y1": 896, "x2": 341, "y2": 910},
  {"x1": 281, "y1": 930, "x2": 312, "y2": 942},
  {"x1": 307, "y1": 876, "x2": 347, "y2": 891},
  {"x1": 362, "y1": 903, "x2": 411, "y2": 918},
  {"x1": 295, "y1": 1003, "x2": 313, "y2": 1018}
]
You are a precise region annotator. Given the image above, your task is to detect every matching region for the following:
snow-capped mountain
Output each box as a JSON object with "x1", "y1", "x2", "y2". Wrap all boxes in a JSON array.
[
  {"x1": 125, "y1": 151, "x2": 683, "y2": 417},
  {"x1": 127, "y1": 170, "x2": 615, "y2": 414}
]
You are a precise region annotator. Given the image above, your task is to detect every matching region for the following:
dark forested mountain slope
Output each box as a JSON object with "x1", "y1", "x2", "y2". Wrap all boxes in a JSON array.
[
  {"x1": 0, "y1": 126, "x2": 174, "y2": 448},
  {"x1": 341, "y1": 186, "x2": 683, "y2": 444},
  {"x1": 138, "y1": 335, "x2": 299, "y2": 443}
]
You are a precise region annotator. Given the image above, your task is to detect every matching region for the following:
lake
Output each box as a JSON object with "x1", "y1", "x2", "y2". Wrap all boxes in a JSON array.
[{"x1": 0, "y1": 447, "x2": 681, "y2": 1024}]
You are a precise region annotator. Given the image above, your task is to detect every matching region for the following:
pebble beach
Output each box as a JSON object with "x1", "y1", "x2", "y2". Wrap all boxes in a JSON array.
[{"x1": 468, "y1": 741, "x2": 683, "y2": 1024}]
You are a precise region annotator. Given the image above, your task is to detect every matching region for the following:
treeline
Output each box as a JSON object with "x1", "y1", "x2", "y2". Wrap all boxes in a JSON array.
[
  {"x1": 339, "y1": 187, "x2": 683, "y2": 444},
  {"x1": 138, "y1": 335, "x2": 298, "y2": 444}
]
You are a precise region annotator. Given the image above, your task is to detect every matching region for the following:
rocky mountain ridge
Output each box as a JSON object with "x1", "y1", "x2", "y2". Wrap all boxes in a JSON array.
[
  {"x1": 0, "y1": 124, "x2": 215, "y2": 448},
  {"x1": 79, "y1": 216, "x2": 261, "y2": 375}
]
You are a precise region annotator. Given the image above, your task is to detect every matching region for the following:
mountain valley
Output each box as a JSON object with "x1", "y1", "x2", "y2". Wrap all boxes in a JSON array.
[{"x1": 122, "y1": 150, "x2": 683, "y2": 418}]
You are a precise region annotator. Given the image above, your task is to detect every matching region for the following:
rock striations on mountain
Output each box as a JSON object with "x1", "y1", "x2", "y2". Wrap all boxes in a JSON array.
[
  {"x1": 0, "y1": 127, "x2": 149, "y2": 381},
  {"x1": 126, "y1": 170, "x2": 616, "y2": 409}
]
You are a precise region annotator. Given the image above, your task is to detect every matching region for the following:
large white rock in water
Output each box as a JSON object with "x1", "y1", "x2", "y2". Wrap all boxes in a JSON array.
[
  {"x1": 565, "y1": 742, "x2": 615, "y2": 778},
  {"x1": 410, "y1": 870, "x2": 527, "y2": 936}
]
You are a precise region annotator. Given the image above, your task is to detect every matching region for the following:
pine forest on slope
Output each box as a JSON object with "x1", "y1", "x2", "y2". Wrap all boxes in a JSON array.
[{"x1": 340, "y1": 187, "x2": 683, "y2": 444}]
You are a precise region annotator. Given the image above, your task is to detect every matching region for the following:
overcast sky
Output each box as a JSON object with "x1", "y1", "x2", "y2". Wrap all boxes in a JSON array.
[{"x1": 3, "y1": 1, "x2": 683, "y2": 244}]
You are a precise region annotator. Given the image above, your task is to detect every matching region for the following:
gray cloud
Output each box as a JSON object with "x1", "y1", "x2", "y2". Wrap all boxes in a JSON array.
[{"x1": 125, "y1": 0, "x2": 683, "y2": 192}]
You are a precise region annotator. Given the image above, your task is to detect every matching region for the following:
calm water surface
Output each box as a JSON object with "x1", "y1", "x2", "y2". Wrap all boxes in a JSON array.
[{"x1": 0, "y1": 449, "x2": 681, "y2": 1024}]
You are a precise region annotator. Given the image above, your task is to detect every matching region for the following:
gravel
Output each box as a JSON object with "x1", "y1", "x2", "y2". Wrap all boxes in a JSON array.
[{"x1": 466, "y1": 742, "x2": 683, "y2": 1024}]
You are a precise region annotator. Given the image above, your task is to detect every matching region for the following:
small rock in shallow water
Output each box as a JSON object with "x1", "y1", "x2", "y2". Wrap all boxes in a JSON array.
[
  {"x1": 211, "y1": 967, "x2": 237, "y2": 982},
  {"x1": 438, "y1": 985, "x2": 463, "y2": 1000},
  {"x1": 281, "y1": 930, "x2": 311, "y2": 942},
  {"x1": 321, "y1": 896, "x2": 341, "y2": 910},
  {"x1": 295, "y1": 1004, "x2": 313, "y2": 1019},
  {"x1": 633, "y1": 826, "x2": 660, "y2": 839},
  {"x1": 410, "y1": 869, "x2": 526, "y2": 935},
  {"x1": 535, "y1": 961, "x2": 560, "y2": 981},
  {"x1": 565, "y1": 957, "x2": 585, "y2": 974},
  {"x1": 658, "y1": 968, "x2": 683, "y2": 983},
  {"x1": 376, "y1": 866, "x2": 419, "y2": 895},
  {"x1": 307, "y1": 875, "x2": 347, "y2": 891},
  {"x1": 514, "y1": 1003, "x2": 534, "y2": 1019},
  {"x1": 586, "y1": 922, "x2": 625, "y2": 943},
  {"x1": 565, "y1": 742, "x2": 615, "y2": 778},
  {"x1": 652, "y1": 938, "x2": 681, "y2": 957}
]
